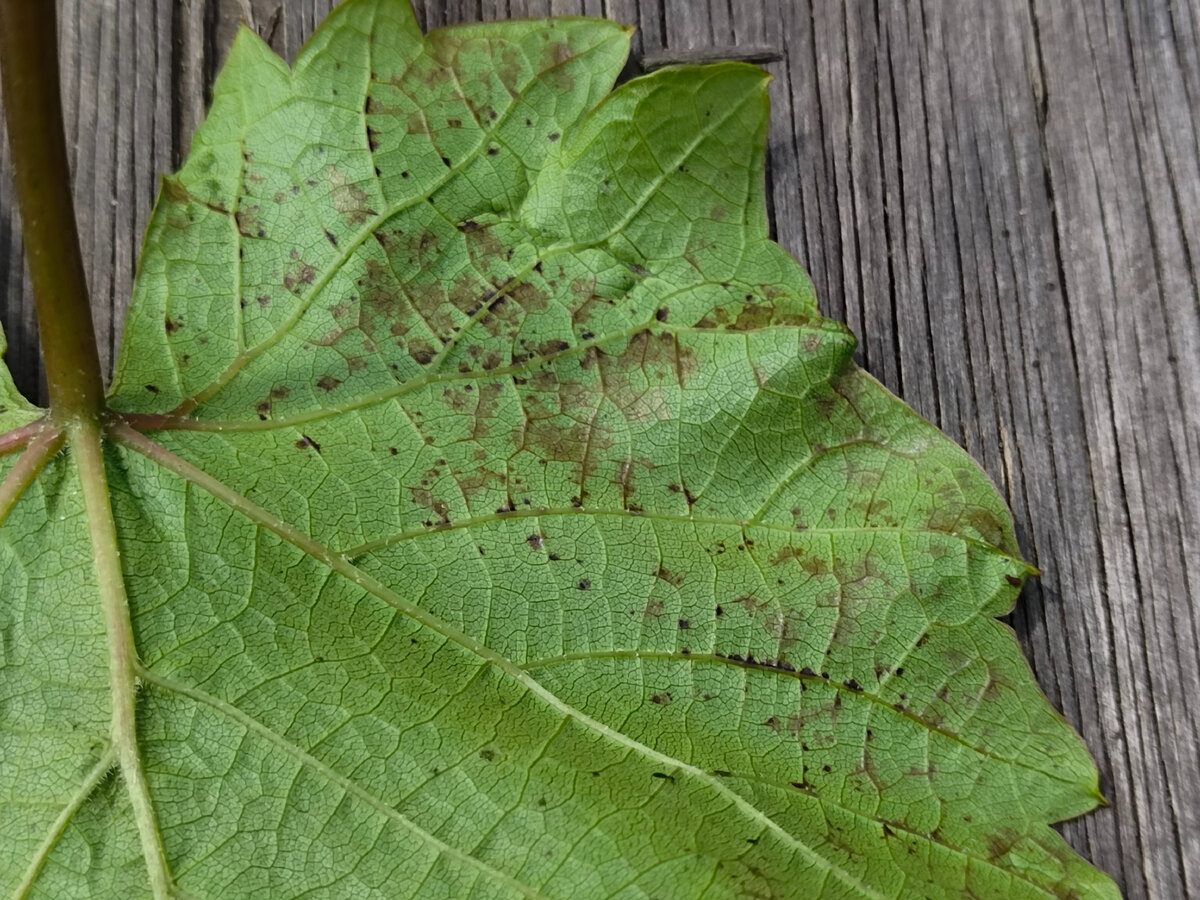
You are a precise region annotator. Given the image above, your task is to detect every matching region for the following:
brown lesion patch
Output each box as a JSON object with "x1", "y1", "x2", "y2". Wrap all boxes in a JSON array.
[
  {"x1": 763, "y1": 609, "x2": 804, "y2": 652},
  {"x1": 457, "y1": 464, "x2": 507, "y2": 501},
  {"x1": 655, "y1": 566, "x2": 684, "y2": 587},
  {"x1": 510, "y1": 281, "x2": 550, "y2": 314},
  {"x1": 592, "y1": 330, "x2": 697, "y2": 426},
  {"x1": 408, "y1": 338, "x2": 436, "y2": 366},
  {"x1": 283, "y1": 251, "x2": 317, "y2": 293},
  {"x1": 770, "y1": 544, "x2": 831, "y2": 577},
  {"x1": 410, "y1": 487, "x2": 451, "y2": 526},
  {"x1": 474, "y1": 382, "x2": 504, "y2": 420},
  {"x1": 611, "y1": 329, "x2": 697, "y2": 385},
  {"x1": 235, "y1": 205, "x2": 264, "y2": 238},
  {"x1": 735, "y1": 594, "x2": 766, "y2": 616},
  {"x1": 327, "y1": 164, "x2": 377, "y2": 225}
]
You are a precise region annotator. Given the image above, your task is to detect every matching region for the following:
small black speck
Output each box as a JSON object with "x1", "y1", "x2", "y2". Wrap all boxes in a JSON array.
[{"x1": 577, "y1": 578, "x2": 591, "y2": 590}]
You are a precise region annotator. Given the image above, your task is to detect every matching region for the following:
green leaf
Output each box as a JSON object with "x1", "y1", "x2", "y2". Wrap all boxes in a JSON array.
[{"x1": 0, "y1": 1, "x2": 1117, "y2": 897}]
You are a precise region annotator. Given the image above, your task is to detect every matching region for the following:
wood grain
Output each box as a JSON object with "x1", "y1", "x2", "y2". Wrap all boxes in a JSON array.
[{"x1": 2, "y1": 1, "x2": 1197, "y2": 897}]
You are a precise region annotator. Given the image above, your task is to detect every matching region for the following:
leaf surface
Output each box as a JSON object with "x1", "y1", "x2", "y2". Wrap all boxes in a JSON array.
[{"x1": 0, "y1": 2, "x2": 1117, "y2": 897}]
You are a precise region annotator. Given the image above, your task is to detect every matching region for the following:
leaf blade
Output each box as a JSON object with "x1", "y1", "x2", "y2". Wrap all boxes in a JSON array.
[{"x1": 0, "y1": 1, "x2": 1117, "y2": 897}]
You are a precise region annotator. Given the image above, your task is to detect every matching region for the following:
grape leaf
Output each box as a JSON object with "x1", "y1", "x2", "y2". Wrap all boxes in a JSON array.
[{"x1": 0, "y1": 1, "x2": 1118, "y2": 897}]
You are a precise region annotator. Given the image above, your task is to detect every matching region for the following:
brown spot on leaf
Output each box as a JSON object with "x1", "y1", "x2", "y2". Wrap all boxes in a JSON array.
[
  {"x1": 408, "y1": 339, "x2": 436, "y2": 366},
  {"x1": 283, "y1": 260, "x2": 317, "y2": 293},
  {"x1": 327, "y1": 165, "x2": 376, "y2": 225},
  {"x1": 656, "y1": 566, "x2": 683, "y2": 587}
]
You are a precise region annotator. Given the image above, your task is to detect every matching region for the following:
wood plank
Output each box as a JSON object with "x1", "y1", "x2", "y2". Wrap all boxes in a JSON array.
[{"x1": 1, "y1": 1, "x2": 1197, "y2": 897}]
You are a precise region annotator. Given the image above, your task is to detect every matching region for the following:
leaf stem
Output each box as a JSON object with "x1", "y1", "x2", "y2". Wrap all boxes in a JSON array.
[
  {"x1": 0, "y1": 0, "x2": 105, "y2": 421},
  {"x1": 71, "y1": 418, "x2": 173, "y2": 900}
]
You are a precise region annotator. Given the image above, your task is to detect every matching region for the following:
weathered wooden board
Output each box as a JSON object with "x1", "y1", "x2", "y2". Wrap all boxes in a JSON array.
[{"x1": 1, "y1": 1, "x2": 1196, "y2": 897}]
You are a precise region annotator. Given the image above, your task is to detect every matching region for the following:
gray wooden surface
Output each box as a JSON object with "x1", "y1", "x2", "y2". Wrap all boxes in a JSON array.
[{"x1": 1, "y1": 1, "x2": 1197, "y2": 897}]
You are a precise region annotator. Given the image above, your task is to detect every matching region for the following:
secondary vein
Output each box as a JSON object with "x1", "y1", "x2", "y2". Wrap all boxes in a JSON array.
[
  {"x1": 134, "y1": 664, "x2": 547, "y2": 900},
  {"x1": 13, "y1": 746, "x2": 116, "y2": 899},
  {"x1": 0, "y1": 427, "x2": 63, "y2": 527}
]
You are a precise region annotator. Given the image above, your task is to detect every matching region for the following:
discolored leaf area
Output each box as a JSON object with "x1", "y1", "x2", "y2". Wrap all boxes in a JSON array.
[{"x1": 0, "y1": 1, "x2": 1117, "y2": 897}]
